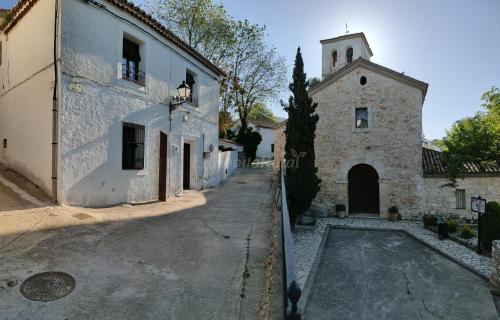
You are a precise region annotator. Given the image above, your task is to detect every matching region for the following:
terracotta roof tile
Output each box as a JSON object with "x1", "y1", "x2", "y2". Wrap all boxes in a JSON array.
[{"x1": 422, "y1": 147, "x2": 500, "y2": 176}]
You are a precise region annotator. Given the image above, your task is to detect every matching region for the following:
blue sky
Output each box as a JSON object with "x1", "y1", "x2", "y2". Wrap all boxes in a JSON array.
[{"x1": 3, "y1": 0, "x2": 499, "y2": 139}]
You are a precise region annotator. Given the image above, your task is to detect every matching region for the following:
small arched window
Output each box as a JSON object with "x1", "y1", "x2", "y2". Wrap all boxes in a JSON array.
[
  {"x1": 346, "y1": 47, "x2": 353, "y2": 63},
  {"x1": 332, "y1": 50, "x2": 338, "y2": 67}
]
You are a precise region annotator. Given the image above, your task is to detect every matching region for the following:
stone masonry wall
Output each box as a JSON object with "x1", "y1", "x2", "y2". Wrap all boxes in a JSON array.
[
  {"x1": 423, "y1": 176, "x2": 500, "y2": 219},
  {"x1": 312, "y1": 66, "x2": 424, "y2": 218},
  {"x1": 273, "y1": 124, "x2": 286, "y2": 171}
]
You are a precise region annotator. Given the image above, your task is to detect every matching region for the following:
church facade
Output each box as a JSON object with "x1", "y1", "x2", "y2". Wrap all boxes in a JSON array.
[{"x1": 276, "y1": 33, "x2": 500, "y2": 219}]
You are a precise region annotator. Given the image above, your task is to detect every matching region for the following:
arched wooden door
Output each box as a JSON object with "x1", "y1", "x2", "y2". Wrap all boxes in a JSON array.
[{"x1": 348, "y1": 164, "x2": 379, "y2": 214}]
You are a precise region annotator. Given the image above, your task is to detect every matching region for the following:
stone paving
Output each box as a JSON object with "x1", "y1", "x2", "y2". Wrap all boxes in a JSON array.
[{"x1": 293, "y1": 216, "x2": 492, "y2": 289}]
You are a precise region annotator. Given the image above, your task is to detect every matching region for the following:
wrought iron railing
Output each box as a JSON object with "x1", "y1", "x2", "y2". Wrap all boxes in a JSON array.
[
  {"x1": 121, "y1": 63, "x2": 146, "y2": 86},
  {"x1": 279, "y1": 161, "x2": 302, "y2": 319}
]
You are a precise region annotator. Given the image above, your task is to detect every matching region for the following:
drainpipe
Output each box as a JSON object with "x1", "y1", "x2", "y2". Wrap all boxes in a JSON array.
[{"x1": 51, "y1": 0, "x2": 59, "y2": 203}]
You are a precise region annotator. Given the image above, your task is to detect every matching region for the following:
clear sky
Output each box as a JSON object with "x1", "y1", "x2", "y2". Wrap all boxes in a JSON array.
[{"x1": 3, "y1": 0, "x2": 499, "y2": 139}]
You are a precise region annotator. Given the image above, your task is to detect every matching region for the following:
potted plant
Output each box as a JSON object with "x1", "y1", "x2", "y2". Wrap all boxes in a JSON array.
[
  {"x1": 388, "y1": 206, "x2": 399, "y2": 221},
  {"x1": 335, "y1": 204, "x2": 347, "y2": 219}
]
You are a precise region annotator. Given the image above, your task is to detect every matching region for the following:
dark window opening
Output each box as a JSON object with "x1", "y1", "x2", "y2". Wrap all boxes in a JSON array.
[
  {"x1": 271, "y1": 143, "x2": 275, "y2": 153},
  {"x1": 346, "y1": 47, "x2": 353, "y2": 63},
  {"x1": 332, "y1": 50, "x2": 337, "y2": 67},
  {"x1": 360, "y1": 76, "x2": 367, "y2": 85},
  {"x1": 186, "y1": 70, "x2": 196, "y2": 105},
  {"x1": 355, "y1": 108, "x2": 368, "y2": 128},
  {"x1": 3, "y1": 139, "x2": 6, "y2": 148},
  {"x1": 122, "y1": 38, "x2": 145, "y2": 86},
  {"x1": 122, "y1": 122, "x2": 145, "y2": 170},
  {"x1": 456, "y1": 189, "x2": 466, "y2": 209}
]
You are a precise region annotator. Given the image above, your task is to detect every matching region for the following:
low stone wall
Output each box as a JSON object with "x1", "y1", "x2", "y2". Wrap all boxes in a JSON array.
[
  {"x1": 491, "y1": 240, "x2": 500, "y2": 291},
  {"x1": 422, "y1": 176, "x2": 500, "y2": 219},
  {"x1": 273, "y1": 124, "x2": 286, "y2": 171}
]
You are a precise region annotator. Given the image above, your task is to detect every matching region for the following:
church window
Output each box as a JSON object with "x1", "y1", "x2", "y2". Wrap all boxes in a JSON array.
[
  {"x1": 355, "y1": 108, "x2": 368, "y2": 128},
  {"x1": 360, "y1": 76, "x2": 367, "y2": 85},
  {"x1": 346, "y1": 47, "x2": 353, "y2": 63},
  {"x1": 332, "y1": 50, "x2": 337, "y2": 67}
]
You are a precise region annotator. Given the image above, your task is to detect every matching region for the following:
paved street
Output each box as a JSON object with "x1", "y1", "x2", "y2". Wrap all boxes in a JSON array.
[
  {"x1": 0, "y1": 169, "x2": 275, "y2": 320},
  {"x1": 303, "y1": 228, "x2": 499, "y2": 320}
]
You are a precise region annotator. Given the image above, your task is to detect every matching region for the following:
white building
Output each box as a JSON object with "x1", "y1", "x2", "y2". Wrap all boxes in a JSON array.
[
  {"x1": 248, "y1": 118, "x2": 280, "y2": 159},
  {"x1": 0, "y1": 0, "x2": 225, "y2": 206}
]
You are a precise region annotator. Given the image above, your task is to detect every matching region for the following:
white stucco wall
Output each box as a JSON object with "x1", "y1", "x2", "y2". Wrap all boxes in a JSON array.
[
  {"x1": 422, "y1": 176, "x2": 500, "y2": 219},
  {"x1": 0, "y1": 0, "x2": 56, "y2": 195},
  {"x1": 248, "y1": 123, "x2": 275, "y2": 159},
  {"x1": 217, "y1": 150, "x2": 238, "y2": 183},
  {"x1": 321, "y1": 36, "x2": 371, "y2": 79},
  {"x1": 59, "y1": 0, "x2": 220, "y2": 206}
]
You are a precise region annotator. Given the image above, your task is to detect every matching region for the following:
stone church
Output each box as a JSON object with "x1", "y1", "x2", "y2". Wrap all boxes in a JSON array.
[{"x1": 275, "y1": 32, "x2": 500, "y2": 219}]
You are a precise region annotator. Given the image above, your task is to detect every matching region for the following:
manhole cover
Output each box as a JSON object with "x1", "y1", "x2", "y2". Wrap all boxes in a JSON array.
[{"x1": 20, "y1": 272, "x2": 75, "y2": 302}]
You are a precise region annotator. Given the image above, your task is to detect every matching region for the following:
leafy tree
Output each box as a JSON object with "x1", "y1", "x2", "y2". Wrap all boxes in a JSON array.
[
  {"x1": 146, "y1": 0, "x2": 234, "y2": 67},
  {"x1": 219, "y1": 109, "x2": 234, "y2": 139},
  {"x1": 230, "y1": 22, "x2": 287, "y2": 136},
  {"x1": 308, "y1": 77, "x2": 321, "y2": 89},
  {"x1": 442, "y1": 87, "x2": 500, "y2": 184},
  {"x1": 147, "y1": 1, "x2": 288, "y2": 147},
  {"x1": 248, "y1": 102, "x2": 277, "y2": 123},
  {"x1": 236, "y1": 128, "x2": 262, "y2": 165},
  {"x1": 283, "y1": 48, "x2": 321, "y2": 226}
]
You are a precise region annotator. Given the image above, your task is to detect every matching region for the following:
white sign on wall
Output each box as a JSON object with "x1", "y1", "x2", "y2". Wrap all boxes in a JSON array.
[{"x1": 471, "y1": 197, "x2": 486, "y2": 214}]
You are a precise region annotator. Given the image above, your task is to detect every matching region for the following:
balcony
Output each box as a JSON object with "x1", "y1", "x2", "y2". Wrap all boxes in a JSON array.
[{"x1": 121, "y1": 64, "x2": 145, "y2": 86}]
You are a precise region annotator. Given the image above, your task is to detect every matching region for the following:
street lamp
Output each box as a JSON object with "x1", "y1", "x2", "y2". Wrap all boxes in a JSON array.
[{"x1": 169, "y1": 81, "x2": 191, "y2": 116}]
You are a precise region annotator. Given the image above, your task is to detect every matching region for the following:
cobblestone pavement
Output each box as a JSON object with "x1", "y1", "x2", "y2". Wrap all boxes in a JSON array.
[{"x1": 293, "y1": 216, "x2": 492, "y2": 289}]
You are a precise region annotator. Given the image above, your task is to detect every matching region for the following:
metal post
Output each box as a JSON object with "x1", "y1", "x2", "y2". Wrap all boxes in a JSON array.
[{"x1": 477, "y1": 212, "x2": 482, "y2": 255}]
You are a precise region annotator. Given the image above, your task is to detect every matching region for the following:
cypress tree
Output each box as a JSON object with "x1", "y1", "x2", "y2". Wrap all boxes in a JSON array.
[{"x1": 283, "y1": 47, "x2": 321, "y2": 226}]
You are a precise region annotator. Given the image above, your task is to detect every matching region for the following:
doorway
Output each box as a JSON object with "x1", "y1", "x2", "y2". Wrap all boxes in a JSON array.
[
  {"x1": 158, "y1": 132, "x2": 168, "y2": 201},
  {"x1": 183, "y1": 143, "x2": 191, "y2": 190},
  {"x1": 348, "y1": 164, "x2": 379, "y2": 214}
]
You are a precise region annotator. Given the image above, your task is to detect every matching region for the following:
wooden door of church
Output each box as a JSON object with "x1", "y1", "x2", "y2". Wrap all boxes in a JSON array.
[{"x1": 348, "y1": 164, "x2": 380, "y2": 214}]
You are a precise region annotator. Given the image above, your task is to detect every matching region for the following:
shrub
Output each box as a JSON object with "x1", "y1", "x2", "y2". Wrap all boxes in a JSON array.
[
  {"x1": 460, "y1": 224, "x2": 476, "y2": 239},
  {"x1": 335, "y1": 204, "x2": 346, "y2": 212},
  {"x1": 445, "y1": 218, "x2": 458, "y2": 233},
  {"x1": 422, "y1": 214, "x2": 438, "y2": 227},
  {"x1": 388, "y1": 206, "x2": 399, "y2": 214},
  {"x1": 480, "y1": 201, "x2": 500, "y2": 251}
]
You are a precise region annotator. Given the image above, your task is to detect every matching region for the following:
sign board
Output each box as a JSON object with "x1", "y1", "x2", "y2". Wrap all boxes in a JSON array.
[{"x1": 471, "y1": 197, "x2": 486, "y2": 214}]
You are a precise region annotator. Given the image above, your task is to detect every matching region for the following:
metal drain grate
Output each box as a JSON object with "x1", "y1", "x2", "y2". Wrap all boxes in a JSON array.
[{"x1": 20, "y1": 272, "x2": 75, "y2": 302}]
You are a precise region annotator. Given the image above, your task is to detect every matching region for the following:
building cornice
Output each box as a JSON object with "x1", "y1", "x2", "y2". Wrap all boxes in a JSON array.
[
  {"x1": 320, "y1": 32, "x2": 373, "y2": 57},
  {"x1": 309, "y1": 57, "x2": 429, "y2": 102}
]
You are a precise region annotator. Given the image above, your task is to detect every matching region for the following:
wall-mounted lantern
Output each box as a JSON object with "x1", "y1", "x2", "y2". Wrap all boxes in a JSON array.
[{"x1": 169, "y1": 81, "x2": 191, "y2": 118}]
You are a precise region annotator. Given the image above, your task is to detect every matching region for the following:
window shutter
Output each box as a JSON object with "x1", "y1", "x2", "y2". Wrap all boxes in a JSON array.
[{"x1": 123, "y1": 38, "x2": 141, "y2": 62}]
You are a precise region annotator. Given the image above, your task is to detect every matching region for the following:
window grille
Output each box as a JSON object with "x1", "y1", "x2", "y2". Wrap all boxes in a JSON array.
[
  {"x1": 456, "y1": 189, "x2": 466, "y2": 209},
  {"x1": 122, "y1": 122, "x2": 145, "y2": 170}
]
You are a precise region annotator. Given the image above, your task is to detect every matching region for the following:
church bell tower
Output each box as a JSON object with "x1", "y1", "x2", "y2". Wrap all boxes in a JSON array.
[{"x1": 320, "y1": 32, "x2": 373, "y2": 79}]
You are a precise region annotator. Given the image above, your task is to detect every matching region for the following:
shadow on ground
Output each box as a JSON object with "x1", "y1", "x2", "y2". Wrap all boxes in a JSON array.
[{"x1": 0, "y1": 169, "x2": 275, "y2": 320}]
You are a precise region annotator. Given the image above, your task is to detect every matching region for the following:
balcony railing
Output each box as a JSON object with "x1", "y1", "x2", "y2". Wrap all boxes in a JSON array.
[
  {"x1": 121, "y1": 64, "x2": 145, "y2": 86},
  {"x1": 278, "y1": 161, "x2": 302, "y2": 319}
]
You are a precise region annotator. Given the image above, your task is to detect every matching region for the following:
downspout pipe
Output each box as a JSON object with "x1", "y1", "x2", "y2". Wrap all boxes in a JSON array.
[{"x1": 51, "y1": 0, "x2": 59, "y2": 204}]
